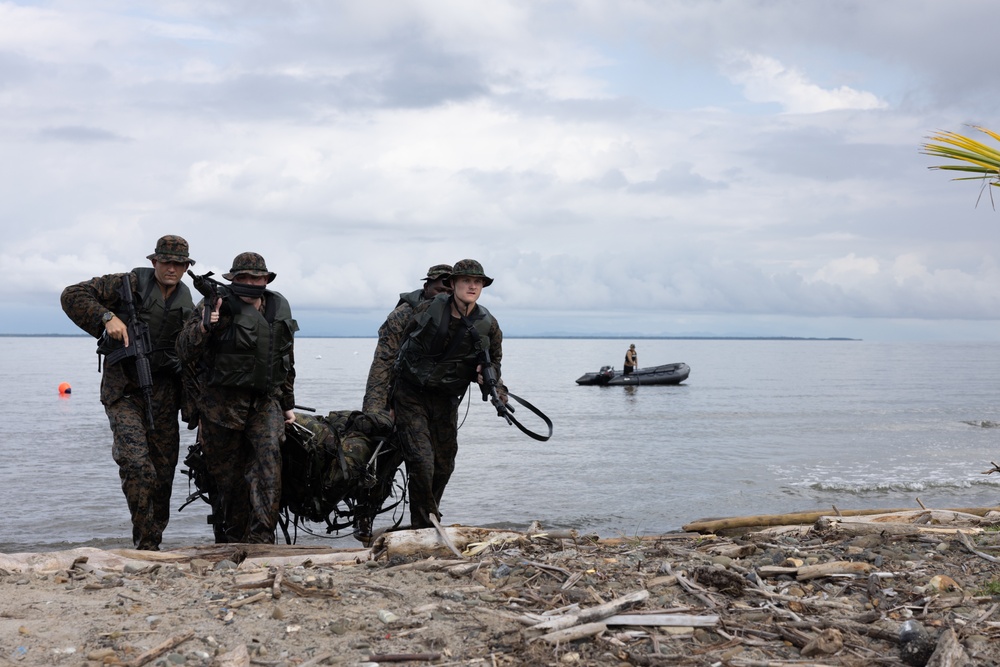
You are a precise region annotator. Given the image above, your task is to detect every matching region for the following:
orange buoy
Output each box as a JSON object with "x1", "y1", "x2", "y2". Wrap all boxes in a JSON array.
[{"x1": 58, "y1": 382, "x2": 72, "y2": 395}]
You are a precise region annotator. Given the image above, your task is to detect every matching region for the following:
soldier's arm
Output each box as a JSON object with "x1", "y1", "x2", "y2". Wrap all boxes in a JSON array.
[
  {"x1": 362, "y1": 303, "x2": 412, "y2": 413},
  {"x1": 60, "y1": 272, "x2": 132, "y2": 338},
  {"x1": 488, "y1": 318, "x2": 508, "y2": 403},
  {"x1": 280, "y1": 342, "x2": 296, "y2": 414},
  {"x1": 175, "y1": 305, "x2": 212, "y2": 363}
]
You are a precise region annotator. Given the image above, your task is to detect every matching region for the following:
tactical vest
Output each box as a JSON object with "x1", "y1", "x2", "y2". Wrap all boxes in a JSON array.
[
  {"x1": 98, "y1": 267, "x2": 194, "y2": 374},
  {"x1": 396, "y1": 294, "x2": 494, "y2": 395},
  {"x1": 396, "y1": 288, "x2": 423, "y2": 310},
  {"x1": 205, "y1": 287, "x2": 298, "y2": 394}
]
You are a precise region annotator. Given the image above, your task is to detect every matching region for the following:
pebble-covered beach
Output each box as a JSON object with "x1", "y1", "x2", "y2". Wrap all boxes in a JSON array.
[{"x1": 2, "y1": 511, "x2": 999, "y2": 666}]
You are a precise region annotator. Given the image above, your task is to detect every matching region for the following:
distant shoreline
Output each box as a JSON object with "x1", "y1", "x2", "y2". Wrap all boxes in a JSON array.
[{"x1": 1, "y1": 333, "x2": 861, "y2": 341}]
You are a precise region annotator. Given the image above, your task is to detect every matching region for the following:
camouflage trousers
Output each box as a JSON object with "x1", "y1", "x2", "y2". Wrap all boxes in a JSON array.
[
  {"x1": 105, "y1": 386, "x2": 181, "y2": 550},
  {"x1": 198, "y1": 397, "x2": 284, "y2": 544},
  {"x1": 393, "y1": 382, "x2": 460, "y2": 529}
]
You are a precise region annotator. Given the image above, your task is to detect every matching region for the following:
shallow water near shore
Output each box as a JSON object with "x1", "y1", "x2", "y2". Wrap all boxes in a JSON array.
[{"x1": 2, "y1": 336, "x2": 1000, "y2": 553}]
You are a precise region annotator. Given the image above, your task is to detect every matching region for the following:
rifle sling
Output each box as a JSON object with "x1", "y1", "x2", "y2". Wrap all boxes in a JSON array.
[{"x1": 457, "y1": 313, "x2": 553, "y2": 442}]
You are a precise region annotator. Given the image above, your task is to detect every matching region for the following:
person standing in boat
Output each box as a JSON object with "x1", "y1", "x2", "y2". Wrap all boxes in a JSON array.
[
  {"x1": 624, "y1": 344, "x2": 638, "y2": 375},
  {"x1": 392, "y1": 259, "x2": 508, "y2": 530},
  {"x1": 60, "y1": 235, "x2": 196, "y2": 551},
  {"x1": 176, "y1": 252, "x2": 298, "y2": 544}
]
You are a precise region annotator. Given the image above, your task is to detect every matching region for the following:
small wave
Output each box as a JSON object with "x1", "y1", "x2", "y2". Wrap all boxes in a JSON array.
[
  {"x1": 962, "y1": 420, "x2": 1000, "y2": 428},
  {"x1": 805, "y1": 477, "x2": 1000, "y2": 494}
]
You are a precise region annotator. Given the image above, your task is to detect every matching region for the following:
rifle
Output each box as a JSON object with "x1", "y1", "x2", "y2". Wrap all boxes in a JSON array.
[
  {"x1": 478, "y1": 350, "x2": 513, "y2": 424},
  {"x1": 187, "y1": 270, "x2": 225, "y2": 329},
  {"x1": 460, "y1": 314, "x2": 553, "y2": 441},
  {"x1": 115, "y1": 274, "x2": 156, "y2": 430}
]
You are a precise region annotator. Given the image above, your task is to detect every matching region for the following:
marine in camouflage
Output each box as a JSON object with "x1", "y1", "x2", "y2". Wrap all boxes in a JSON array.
[
  {"x1": 60, "y1": 237, "x2": 195, "y2": 550},
  {"x1": 175, "y1": 268, "x2": 296, "y2": 544},
  {"x1": 391, "y1": 277, "x2": 507, "y2": 529},
  {"x1": 362, "y1": 264, "x2": 452, "y2": 418}
]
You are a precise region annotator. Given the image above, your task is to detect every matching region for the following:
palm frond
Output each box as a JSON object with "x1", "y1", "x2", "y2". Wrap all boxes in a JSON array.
[{"x1": 921, "y1": 126, "x2": 1000, "y2": 188}]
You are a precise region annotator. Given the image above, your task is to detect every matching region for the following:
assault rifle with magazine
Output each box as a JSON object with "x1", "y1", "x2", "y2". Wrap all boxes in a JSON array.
[{"x1": 99, "y1": 274, "x2": 156, "y2": 430}]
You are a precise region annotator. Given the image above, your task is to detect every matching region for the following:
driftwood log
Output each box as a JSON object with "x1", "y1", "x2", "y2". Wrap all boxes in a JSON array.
[{"x1": 683, "y1": 506, "x2": 1000, "y2": 533}]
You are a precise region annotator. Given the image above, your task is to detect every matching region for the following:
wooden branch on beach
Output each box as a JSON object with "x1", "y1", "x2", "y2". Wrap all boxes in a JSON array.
[
  {"x1": 537, "y1": 621, "x2": 608, "y2": 645},
  {"x1": 683, "y1": 506, "x2": 1000, "y2": 533},
  {"x1": 958, "y1": 531, "x2": 1000, "y2": 564},
  {"x1": 603, "y1": 613, "x2": 719, "y2": 627},
  {"x1": 271, "y1": 564, "x2": 284, "y2": 599},
  {"x1": 364, "y1": 653, "x2": 443, "y2": 663},
  {"x1": 527, "y1": 590, "x2": 649, "y2": 634},
  {"x1": 123, "y1": 631, "x2": 194, "y2": 667},
  {"x1": 796, "y1": 560, "x2": 874, "y2": 581},
  {"x1": 927, "y1": 627, "x2": 972, "y2": 664},
  {"x1": 428, "y1": 513, "x2": 464, "y2": 558},
  {"x1": 816, "y1": 517, "x2": 984, "y2": 538}
]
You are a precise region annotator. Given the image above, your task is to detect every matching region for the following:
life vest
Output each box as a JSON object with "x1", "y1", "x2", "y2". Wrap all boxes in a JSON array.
[
  {"x1": 396, "y1": 294, "x2": 494, "y2": 395},
  {"x1": 205, "y1": 287, "x2": 298, "y2": 393},
  {"x1": 395, "y1": 288, "x2": 423, "y2": 310},
  {"x1": 98, "y1": 267, "x2": 194, "y2": 374}
]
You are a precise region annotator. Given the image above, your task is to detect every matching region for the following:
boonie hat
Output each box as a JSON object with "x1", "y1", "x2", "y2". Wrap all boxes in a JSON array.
[
  {"x1": 423, "y1": 264, "x2": 452, "y2": 281},
  {"x1": 147, "y1": 235, "x2": 195, "y2": 265},
  {"x1": 451, "y1": 259, "x2": 493, "y2": 287},
  {"x1": 223, "y1": 252, "x2": 276, "y2": 283}
]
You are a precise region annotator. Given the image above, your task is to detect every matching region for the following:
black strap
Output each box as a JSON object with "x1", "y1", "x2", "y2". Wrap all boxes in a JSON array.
[
  {"x1": 432, "y1": 298, "x2": 465, "y2": 362},
  {"x1": 504, "y1": 391, "x2": 553, "y2": 441},
  {"x1": 456, "y1": 313, "x2": 553, "y2": 442}
]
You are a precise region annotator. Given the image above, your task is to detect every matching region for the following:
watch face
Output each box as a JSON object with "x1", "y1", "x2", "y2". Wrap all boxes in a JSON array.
[{"x1": 103, "y1": 312, "x2": 114, "y2": 322}]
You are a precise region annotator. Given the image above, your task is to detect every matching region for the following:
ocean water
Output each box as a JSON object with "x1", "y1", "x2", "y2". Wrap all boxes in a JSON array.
[{"x1": 2, "y1": 336, "x2": 1000, "y2": 553}]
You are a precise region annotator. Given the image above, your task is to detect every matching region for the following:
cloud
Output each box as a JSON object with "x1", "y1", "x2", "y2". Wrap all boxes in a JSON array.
[
  {"x1": 721, "y1": 51, "x2": 888, "y2": 113},
  {"x1": 4, "y1": 1, "x2": 1000, "y2": 341},
  {"x1": 37, "y1": 126, "x2": 130, "y2": 143}
]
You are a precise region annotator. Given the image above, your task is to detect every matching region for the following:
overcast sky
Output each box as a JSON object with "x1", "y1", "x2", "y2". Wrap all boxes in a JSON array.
[{"x1": 5, "y1": 0, "x2": 1000, "y2": 340}]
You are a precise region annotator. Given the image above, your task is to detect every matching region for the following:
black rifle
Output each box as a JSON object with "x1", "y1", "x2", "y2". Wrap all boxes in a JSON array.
[
  {"x1": 458, "y1": 314, "x2": 514, "y2": 424},
  {"x1": 116, "y1": 275, "x2": 156, "y2": 430},
  {"x1": 187, "y1": 270, "x2": 225, "y2": 329},
  {"x1": 478, "y1": 351, "x2": 513, "y2": 424},
  {"x1": 460, "y1": 313, "x2": 553, "y2": 441}
]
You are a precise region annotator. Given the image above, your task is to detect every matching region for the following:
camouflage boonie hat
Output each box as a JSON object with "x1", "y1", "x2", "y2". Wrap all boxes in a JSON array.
[
  {"x1": 146, "y1": 235, "x2": 195, "y2": 265},
  {"x1": 223, "y1": 251, "x2": 276, "y2": 283},
  {"x1": 422, "y1": 264, "x2": 452, "y2": 282},
  {"x1": 451, "y1": 259, "x2": 493, "y2": 287}
]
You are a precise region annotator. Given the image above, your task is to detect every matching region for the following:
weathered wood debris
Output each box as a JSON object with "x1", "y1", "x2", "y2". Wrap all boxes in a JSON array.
[{"x1": 2, "y1": 506, "x2": 999, "y2": 666}]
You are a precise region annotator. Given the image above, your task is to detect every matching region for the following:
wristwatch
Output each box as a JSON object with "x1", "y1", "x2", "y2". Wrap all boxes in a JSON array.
[{"x1": 102, "y1": 311, "x2": 115, "y2": 324}]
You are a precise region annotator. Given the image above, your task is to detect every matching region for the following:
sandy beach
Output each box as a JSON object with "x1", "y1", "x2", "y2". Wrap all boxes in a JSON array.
[{"x1": 3, "y1": 510, "x2": 1000, "y2": 667}]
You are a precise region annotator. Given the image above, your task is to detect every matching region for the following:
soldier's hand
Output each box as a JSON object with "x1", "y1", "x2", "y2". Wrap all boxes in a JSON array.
[
  {"x1": 200, "y1": 298, "x2": 223, "y2": 333},
  {"x1": 283, "y1": 409, "x2": 295, "y2": 424},
  {"x1": 105, "y1": 314, "x2": 130, "y2": 347}
]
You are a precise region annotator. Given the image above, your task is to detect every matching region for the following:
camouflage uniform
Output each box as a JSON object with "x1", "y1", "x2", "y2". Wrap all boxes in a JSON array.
[
  {"x1": 392, "y1": 260, "x2": 506, "y2": 529},
  {"x1": 60, "y1": 236, "x2": 195, "y2": 550},
  {"x1": 362, "y1": 264, "x2": 452, "y2": 419},
  {"x1": 176, "y1": 252, "x2": 297, "y2": 544}
]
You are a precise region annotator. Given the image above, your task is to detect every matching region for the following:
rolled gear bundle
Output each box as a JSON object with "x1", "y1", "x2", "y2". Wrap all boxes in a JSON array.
[{"x1": 281, "y1": 410, "x2": 398, "y2": 526}]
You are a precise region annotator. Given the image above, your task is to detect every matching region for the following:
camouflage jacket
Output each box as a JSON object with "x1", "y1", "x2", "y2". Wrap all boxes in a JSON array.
[
  {"x1": 395, "y1": 296, "x2": 507, "y2": 403},
  {"x1": 176, "y1": 294, "x2": 296, "y2": 430},
  {"x1": 60, "y1": 270, "x2": 190, "y2": 407},
  {"x1": 362, "y1": 300, "x2": 417, "y2": 415}
]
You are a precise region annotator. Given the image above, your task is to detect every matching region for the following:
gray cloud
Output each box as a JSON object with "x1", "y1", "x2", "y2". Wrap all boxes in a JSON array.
[
  {"x1": 37, "y1": 126, "x2": 130, "y2": 143},
  {"x1": 5, "y1": 0, "x2": 1000, "y2": 340}
]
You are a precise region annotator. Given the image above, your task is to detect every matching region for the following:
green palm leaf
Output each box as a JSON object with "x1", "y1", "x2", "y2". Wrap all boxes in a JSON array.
[{"x1": 921, "y1": 126, "x2": 1000, "y2": 188}]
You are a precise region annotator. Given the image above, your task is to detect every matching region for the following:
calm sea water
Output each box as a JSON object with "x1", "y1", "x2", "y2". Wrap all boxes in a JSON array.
[{"x1": 2, "y1": 336, "x2": 1000, "y2": 553}]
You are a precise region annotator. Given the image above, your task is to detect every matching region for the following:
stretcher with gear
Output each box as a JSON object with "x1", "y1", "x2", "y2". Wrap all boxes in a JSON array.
[{"x1": 181, "y1": 409, "x2": 405, "y2": 545}]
